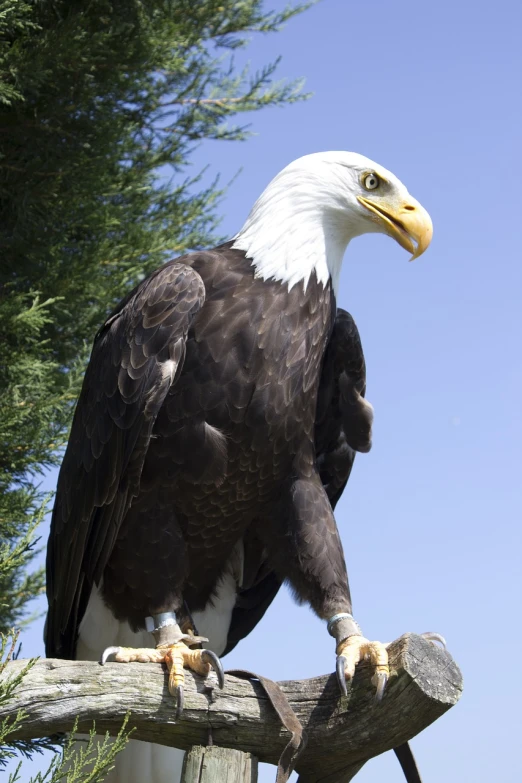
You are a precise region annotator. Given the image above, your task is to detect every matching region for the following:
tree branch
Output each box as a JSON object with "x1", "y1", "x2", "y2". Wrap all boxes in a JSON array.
[{"x1": 1, "y1": 634, "x2": 462, "y2": 782}]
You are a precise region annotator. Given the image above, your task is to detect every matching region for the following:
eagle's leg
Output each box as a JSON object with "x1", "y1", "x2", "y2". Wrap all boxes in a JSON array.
[
  {"x1": 101, "y1": 615, "x2": 224, "y2": 717},
  {"x1": 261, "y1": 478, "x2": 392, "y2": 701}
]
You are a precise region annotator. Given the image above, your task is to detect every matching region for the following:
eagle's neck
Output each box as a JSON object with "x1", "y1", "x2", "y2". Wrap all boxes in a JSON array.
[{"x1": 231, "y1": 170, "x2": 355, "y2": 296}]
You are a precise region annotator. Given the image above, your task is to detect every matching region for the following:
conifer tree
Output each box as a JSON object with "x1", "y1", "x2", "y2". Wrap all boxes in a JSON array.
[{"x1": 0, "y1": 0, "x2": 309, "y2": 773}]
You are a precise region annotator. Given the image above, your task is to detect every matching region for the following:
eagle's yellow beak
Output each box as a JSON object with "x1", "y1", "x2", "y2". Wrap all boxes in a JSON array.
[{"x1": 357, "y1": 194, "x2": 433, "y2": 260}]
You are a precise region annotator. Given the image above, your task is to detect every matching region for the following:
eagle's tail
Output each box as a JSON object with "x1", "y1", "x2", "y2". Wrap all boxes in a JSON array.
[
  {"x1": 74, "y1": 571, "x2": 238, "y2": 783},
  {"x1": 74, "y1": 587, "x2": 186, "y2": 783}
]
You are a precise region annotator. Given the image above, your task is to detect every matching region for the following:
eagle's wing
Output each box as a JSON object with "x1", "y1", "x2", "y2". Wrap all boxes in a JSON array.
[
  {"x1": 315, "y1": 307, "x2": 372, "y2": 509},
  {"x1": 45, "y1": 262, "x2": 205, "y2": 658},
  {"x1": 223, "y1": 307, "x2": 371, "y2": 655}
]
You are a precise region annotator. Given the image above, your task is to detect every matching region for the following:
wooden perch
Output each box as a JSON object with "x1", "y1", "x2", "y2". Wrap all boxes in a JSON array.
[{"x1": 1, "y1": 634, "x2": 462, "y2": 782}]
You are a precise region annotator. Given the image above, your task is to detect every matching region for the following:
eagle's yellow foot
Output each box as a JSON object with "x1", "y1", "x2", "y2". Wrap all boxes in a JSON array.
[
  {"x1": 335, "y1": 630, "x2": 446, "y2": 701},
  {"x1": 100, "y1": 646, "x2": 166, "y2": 663},
  {"x1": 336, "y1": 635, "x2": 389, "y2": 701},
  {"x1": 101, "y1": 642, "x2": 224, "y2": 717}
]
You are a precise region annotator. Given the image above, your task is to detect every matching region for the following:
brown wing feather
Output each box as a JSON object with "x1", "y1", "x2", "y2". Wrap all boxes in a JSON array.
[
  {"x1": 45, "y1": 262, "x2": 205, "y2": 658},
  {"x1": 315, "y1": 307, "x2": 371, "y2": 507}
]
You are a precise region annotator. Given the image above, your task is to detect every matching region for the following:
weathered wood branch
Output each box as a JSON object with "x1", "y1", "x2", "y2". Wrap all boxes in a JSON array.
[{"x1": 2, "y1": 634, "x2": 462, "y2": 782}]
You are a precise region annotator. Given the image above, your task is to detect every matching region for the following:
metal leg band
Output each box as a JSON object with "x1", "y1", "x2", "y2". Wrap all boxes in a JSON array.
[{"x1": 327, "y1": 613, "x2": 362, "y2": 646}]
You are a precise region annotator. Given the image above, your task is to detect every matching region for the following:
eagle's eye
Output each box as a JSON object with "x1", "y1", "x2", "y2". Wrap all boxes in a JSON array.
[{"x1": 362, "y1": 172, "x2": 380, "y2": 191}]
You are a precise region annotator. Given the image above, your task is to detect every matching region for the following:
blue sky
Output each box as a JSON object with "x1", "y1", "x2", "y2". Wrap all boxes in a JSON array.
[{"x1": 9, "y1": 0, "x2": 522, "y2": 781}]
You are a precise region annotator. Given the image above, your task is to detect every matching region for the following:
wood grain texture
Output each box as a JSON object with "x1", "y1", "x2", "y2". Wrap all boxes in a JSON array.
[
  {"x1": 1, "y1": 634, "x2": 462, "y2": 782},
  {"x1": 181, "y1": 745, "x2": 258, "y2": 783}
]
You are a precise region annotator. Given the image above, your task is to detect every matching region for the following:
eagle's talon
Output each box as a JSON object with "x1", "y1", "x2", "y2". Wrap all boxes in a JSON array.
[
  {"x1": 201, "y1": 649, "x2": 225, "y2": 689},
  {"x1": 100, "y1": 646, "x2": 121, "y2": 665},
  {"x1": 336, "y1": 655, "x2": 348, "y2": 696},
  {"x1": 374, "y1": 671, "x2": 388, "y2": 702},
  {"x1": 175, "y1": 684, "x2": 184, "y2": 719},
  {"x1": 420, "y1": 631, "x2": 446, "y2": 649}
]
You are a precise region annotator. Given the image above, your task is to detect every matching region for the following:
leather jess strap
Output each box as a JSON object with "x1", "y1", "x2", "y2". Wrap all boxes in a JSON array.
[
  {"x1": 225, "y1": 669, "x2": 307, "y2": 783},
  {"x1": 394, "y1": 742, "x2": 423, "y2": 783}
]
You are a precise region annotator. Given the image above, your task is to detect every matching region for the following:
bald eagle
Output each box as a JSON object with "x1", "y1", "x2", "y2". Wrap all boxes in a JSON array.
[{"x1": 46, "y1": 152, "x2": 433, "y2": 782}]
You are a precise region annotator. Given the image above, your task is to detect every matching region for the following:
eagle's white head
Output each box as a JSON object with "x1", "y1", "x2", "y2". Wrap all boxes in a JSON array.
[{"x1": 232, "y1": 151, "x2": 433, "y2": 295}]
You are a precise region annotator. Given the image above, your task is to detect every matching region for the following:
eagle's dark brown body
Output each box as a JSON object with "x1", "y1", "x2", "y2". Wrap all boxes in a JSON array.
[{"x1": 46, "y1": 243, "x2": 371, "y2": 659}]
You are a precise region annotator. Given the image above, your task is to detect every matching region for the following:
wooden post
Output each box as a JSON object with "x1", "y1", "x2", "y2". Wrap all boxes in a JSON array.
[{"x1": 181, "y1": 745, "x2": 258, "y2": 783}]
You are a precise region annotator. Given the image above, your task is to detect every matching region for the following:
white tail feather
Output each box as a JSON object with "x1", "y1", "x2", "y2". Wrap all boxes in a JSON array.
[{"x1": 75, "y1": 554, "x2": 241, "y2": 783}]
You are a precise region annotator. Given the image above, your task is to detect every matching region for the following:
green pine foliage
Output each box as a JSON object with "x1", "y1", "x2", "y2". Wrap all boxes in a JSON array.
[
  {"x1": 0, "y1": 628, "x2": 131, "y2": 779},
  {"x1": 0, "y1": 0, "x2": 310, "y2": 775},
  {"x1": 0, "y1": 631, "x2": 61, "y2": 772}
]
